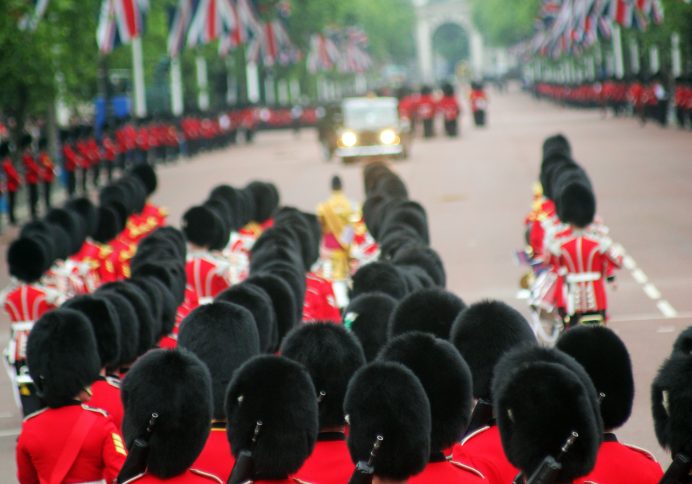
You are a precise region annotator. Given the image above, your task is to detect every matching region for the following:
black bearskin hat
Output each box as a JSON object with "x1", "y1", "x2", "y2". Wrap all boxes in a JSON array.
[
  {"x1": 7, "y1": 237, "x2": 50, "y2": 283},
  {"x1": 245, "y1": 181, "x2": 278, "y2": 223},
  {"x1": 93, "y1": 206, "x2": 122, "y2": 244},
  {"x1": 62, "y1": 295, "x2": 121, "y2": 371},
  {"x1": 182, "y1": 205, "x2": 222, "y2": 249},
  {"x1": 389, "y1": 288, "x2": 465, "y2": 339},
  {"x1": 651, "y1": 354, "x2": 692, "y2": 455},
  {"x1": 557, "y1": 326, "x2": 634, "y2": 430},
  {"x1": 98, "y1": 282, "x2": 156, "y2": 356},
  {"x1": 351, "y1": 261, "x2": 408, "y2": 301},
  {"x1": 97, "y1": 291, "x2": 139, "y2": 367},
  {"x1": 45, "y1": 208, "x2": 86, "y2": 255},
  {"x1": 27, "y1": 309, "x2": 100, "y2": 408},
  {"x1": 450, "y1": 300, "x2": 536, "y2": 400},
  {"x1": 391, "y1": 245, "x2": 446, "y2": 287},
  {"x1": 178, "y1": 302, "x2": 260, "y2": 420},
  {"x1": 225, "y1": 355, "x2": 318, "y2": 478},
  {"x1": 215, "y1": 282, "x2": 278, "y2": 353},
  {"x1": 542, "y1": 133, "x2": 572, "y2": 160},
  {"x1": 344, "y1": 292, "x2": 398, "y2": 362},
  {"x1": 65, "y1": 198, "x2": 98, "y2": 237},
  {"x1": 121, "y1": 349, "x2": 212, "y2": 479},
  {"x1": 130, "y1": 162, "x2": 157, "y2": 196},
  {"x1": 379, "y1": 332, "x2": 473, "y2": 453},
  {"x1": 558, "y1": 182, "x2": 596, "y2": 228},
  {"x1": 281, "y1": 322, "x2": 366, "y2": 429},
  {"x1": 245, "y1": 274, "x2": 297, "y2": 348},
  {"x1": 493, "y1": 346, "x2": 603, "y2": 482},
  {"x1": 672, "y1": 326, "x2": 692, "y2": 356},
  {"x1": 344, "y1": 361, "x2": 431, "y2": 481}
]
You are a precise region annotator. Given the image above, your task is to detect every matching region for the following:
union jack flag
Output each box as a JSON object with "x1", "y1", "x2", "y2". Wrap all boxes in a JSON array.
[
  {"x1": 96, "y1": 0, "x2": 148, "y2": 54},
  {"x1": 18, "y1": 0, "x2": 50, "y2": 31},
  {"x1": 167, "y1": 0, "x2": 194, "y2": 58}
]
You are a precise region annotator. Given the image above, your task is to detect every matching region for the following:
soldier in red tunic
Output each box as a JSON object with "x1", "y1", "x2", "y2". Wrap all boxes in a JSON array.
[
  {"x1": 343, "y1": 292, "x2": 398, "y2": 362},
  {"x1": 62, "y1": 294, "x2": 124, "y2": 431},
  {"x1": 16, "y1": 309, "x2": 127, "y2": 483},
  {"x1": 469, "y1": 82, "x2": 488, "y2": 127},
  {"x1": 36, "y1": 137, "x2": 55, "y2": 210},
  {"x1": 282, "y1": 323, "x2": 366, "y2": 484},
  {"x1": 450, "y1": 300, "x2": 536, "y2": 484},
  {"x1": 1, "y1": 141, "x2": 20, "y2": 225},
  {"x1": 178, "y1": 302, "x2": 260, "y2": 481},
  {"x1": 493, "y1": 345, "x2": 603, "y2": 484},
  {"x1": 225, "y1": 355, "x2": 318, "y2": 484},
  {"x1": 438, "y1": 82, "x2": 461, "y2": 137},
  {"x1": 380, "y1": 332, "x2": 486, "y2": 483},
  {"x1": 119, "y1": 349, "x2": 221, "y2": 484},
  {"x1": 558, "y1": 326, "x2": 664, "y2": 483},
  {"x1": 3, "y1": 236, "x2": 59, "y2": 415},
  {"x1": 20, "y1": 134, "x2": 41, "y2": 220},
  {"x1": 418, "y1": 85, "x2": 437, "y2": 138},
  {"x1": 344, "y1": 361, "x2": 431, "y2": 484}
]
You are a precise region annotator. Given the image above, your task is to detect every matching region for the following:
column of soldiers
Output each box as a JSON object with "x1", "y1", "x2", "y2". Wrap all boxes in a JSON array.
[
  {"x1": 7, "y1": 155, "x2": 692, "y2": 483},
  {"x1": 533, "y1": 76, "x2": 692, "y2": 129}
]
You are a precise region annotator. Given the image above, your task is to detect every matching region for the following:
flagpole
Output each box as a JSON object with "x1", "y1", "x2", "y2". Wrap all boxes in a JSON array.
[
  {"x1": 612, "y1": 25, "x2": 625, "y2": 79},
  {"x1": 246, "y1": 47, "x2": 260, "y2": 103},
  {"x1": 628, "y1": 38, "x2": 640, "y2": 75},
  {"x1": 649, "y1": 44, "x2": 660, "y2": 74},
  {"x1": 671, "y1": 33, "x2": 682, "y2": 78},
  {"x1": 132, "y1": 36, "x2": 147, "y2": 118},
  {"x1": 171, "y1": 57, "x2": 184, "y2": 116},
  {"x1": 196, "y1": 54, "x2": 210, "y2": 111}
]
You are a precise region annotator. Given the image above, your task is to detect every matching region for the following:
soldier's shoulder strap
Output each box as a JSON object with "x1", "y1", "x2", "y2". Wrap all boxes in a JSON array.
[
  {"x1": 460, "y1": 425, "x2": 492, "y2": 445},
  {"x1": 189, "y1": 468, "x2": 224, "y2": 483},
  {"x1": 81, "y1": 404, "x2": 110, "y2": 419},
  {"x1": 449, "y1": 459, "x2": 487, "y2": 480},
  {"x1": 23, "y1": 407, "x2": 48, "y2": 422},
  {"x1": 105, "y1": 376, "x2": 121, "y2": 389},
  {"x1": 622, "y1": 443, "x2": 659, "y2": 462}
]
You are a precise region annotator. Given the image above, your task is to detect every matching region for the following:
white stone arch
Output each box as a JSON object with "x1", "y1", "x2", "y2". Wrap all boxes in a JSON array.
[{"x1": 413, "y1": 0, "x2": 484, "y2": 82}]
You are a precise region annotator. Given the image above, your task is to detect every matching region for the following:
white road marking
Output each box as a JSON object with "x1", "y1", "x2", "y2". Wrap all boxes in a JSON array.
[
  {"x1": 632, "y1": 269, "x2": 648, "y2": 284},
  {"x1": 609, "y1": 312, "x2": 692, "y2": 323},
  {"x1": 643, "y1": 283, "x2": 661, "y2": 300},
  {"x1": 657, "y1": 300, "x2": 678, "y2": 319},
  {"x1": 623, "y1": 255, "x2": 637, "y2": 270},
  {"x1": 516, "y1": 289, "x2": 531, "y2": 300},
  {"x1": 0, "y1": 428, "x2": 19, "y2": 438},
  {"x1": 656, "y1": 326, "x2": 675, "y2": 333}
]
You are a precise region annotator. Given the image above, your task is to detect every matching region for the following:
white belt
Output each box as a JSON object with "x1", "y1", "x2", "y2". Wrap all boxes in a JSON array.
[
  {"x1": 11, "y1": 321, "x2": 34, "y2": 332},
  {"x1": 566, "y1": 272, "x2": 601, "y2": 283}
]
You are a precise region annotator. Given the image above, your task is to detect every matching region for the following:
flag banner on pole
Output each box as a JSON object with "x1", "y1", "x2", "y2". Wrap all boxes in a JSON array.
[
  {"x1": 18, "y1": 0, "x2": 50, "y2": 31},
  {"x1": 168, "y1": 0, "x2": 193, "y2": 58},
  {"x1": 307, "y1": 26, "x2": 371, "y2": 73},
  {"x1": 96, "y1": 0, "x2": 148, "y2": 53}
]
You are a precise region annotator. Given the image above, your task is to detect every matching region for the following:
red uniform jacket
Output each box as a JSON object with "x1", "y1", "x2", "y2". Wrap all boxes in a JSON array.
[
  {"x1": 3, "y1": 284, "x2": 58, "y2": 364},
  {"x1": 102, "y1": 136, "x2": 118, "y2": 162},
  {"x1": 121, "y1": 469, "x2": 223, "y2": 483},
  {"x1": 574, "y1": 434, "x2": 663, "y2": 484},
  {"x1": 547, "y1": 230, "x2": 622, "y2": 314},
  {"x1": 452, "y1": 425, "x2": 518, "y2": 484},
  {"x1": 3, "y1": 158, "x2": 21, "y2": 192},
  {"x1": 409, "y1": 457, "x2": 487, "y2": 483},
  {"x1": 294, "y1": 433, "x2": 352, "y2": 484},
  {"x1": 158, "y1": 333, "x2": 178, "y2": 349},
  {"x1": 23, "y1": 154, "x2": 41, "y2": 185},
  {"x1": 176, "y1": 284, "x2": 200, "y2": 326},
  {"x1": 16, "y1": 403, "x2": 127, "y2": 484},
  {"x1": 186, "y1": 253, "x2": 232, "y2": 301},
  {"x1": 192, "y1": 426, "x2": 234, "y2": 481},
  {"x1": 302, "y1": 273, "x2": 341, "y2": 323},
  {"x1": 417, "y1": 94, "x2": 437, "y2": 120},
  {"x1": 438, "y1": 95, "x2": 461, "y2": 121},
  {"x1": 469, "y1": 90, "x2": 488, "y2": 113},
  {"x1": 38, "y1": 152, "x2": 56, "y2": 183},
  {"x1": 89, "y1": 376, "x2": 124, "y2": 431},
  {"x1": 61, "y1": 144, "x2": 80, "y2": 172}
]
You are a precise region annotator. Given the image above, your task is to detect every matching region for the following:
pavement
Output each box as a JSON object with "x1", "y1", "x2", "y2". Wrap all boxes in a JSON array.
[{"x1": 0, "y1": 84, "x2": 690, "y2": 478}]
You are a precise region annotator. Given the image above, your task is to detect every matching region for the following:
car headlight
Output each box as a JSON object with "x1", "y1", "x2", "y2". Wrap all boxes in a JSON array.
[
  {"x1": 379, "y1": 129, "x2": 398, "y2": 145},
  {"x1": 341, "y1": 131, "x2": 358, "y2": 147}
]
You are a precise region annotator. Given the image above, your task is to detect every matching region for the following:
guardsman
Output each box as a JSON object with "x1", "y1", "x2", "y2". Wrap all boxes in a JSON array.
[
  {"x1": 119, "y1": 349, "x2": 221, "y2": 483},
  {"x1": 178, "y1": 302, "x2": 260, "y2": 481},
  {"x1": 438, "y1": 82, "x2": 461, "y2": 137},
  {"x1": 451, "y1": 300, "x2": 536, "y2": 484},
  {"x1": 60, "y1": 128, "x2": 79, "y2": 197},
  {"x1": 344, "y1": 361, "x2": 431, "y2": 484},
  {"x1": 379, "y1": 333, "x2": 486, "y2": 483},
  {"x1": 283, "y1": 323, "x2": 366, "y2": 484},
  {"x1": 1, "y1": 141, "x2": 20, "y2": 225},
  {"x1": 76, "y1": 126, "x2": 92, "y2": 194},
  {"x1": 492, "y1": 345, "x2": 603, "y2": 484},
  {"x1": 62, "y1": 294, "x2": 124, "y2": 431},
  {"x1": 102, "y1": 123, "x2": 119, "y2": 182},
  {"x1": 343, "y1": 292, "x2": 398, "y2": 362},
  {"x1": 130, "y1": 162, "x2": 168, "y2": 228},
  {"x1": 557, "y1": 326, "x2": 664, "y2": 483},
  {"x1": 16, "y1": 309, "x2": 127, "y2": 483},
  {"x1": 316, "y1": 175, "x2": 356, "y2": 281},
  {"x1": 225, "y1": 355, "x2": 318, "y2": 483},
  {"x1": 3, "y1": 236, "x2": 59, "y2": 415},
  {"x1": 20, "y1": 134, "x2": 41, "y2": 220},
  {"x1": 469, "y1": 82, "x2": 488, "y2": 127},
  {"x1": 389, "y1": 287, "x2": 465, "y2": 340},
  {"x1": 37, "y1": 137, "x2": 55, "y2": 211},
  {"x1": 418, "y1": 85, "x2": 437, "y2": 138}
]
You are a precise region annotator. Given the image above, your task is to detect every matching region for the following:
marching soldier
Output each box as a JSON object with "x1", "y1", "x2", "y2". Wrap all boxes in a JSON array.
[
  {"x1": 1, "y1": 141, "x2": 20, "y2": 225},
  {"x1": 388, "y1": 287, "x2": 466, "y2": 339},
  {"x1": 60, "y1": 128, "x2": 79, "y2": 198},
  {"x1": 177, "y1": 302, "x2": 261, "y2": 481},
  {"x1": 438, "y1": 82, "x2": 461, "y2": 137},
  {"x1": 418, "y1": 85, "x2": 437, "y2": 138},
  {"x1": 282, "y1": 323, "x2": 366, "y2": 484},
  {"x1": 469, "y1": 82, "x2": 488, "y2": 127},
  {"x1": 20, "y1": 134, "x2": 41, "y2": 220},
  {"x1": 557, "y1": 326, "x2": 664, "y2": 483},
  {"x1": 37, "y1": 137, "x2": 55, "y2": 211},
  {"x1": 343, "y1": 291, "x2": 398, "y2": 362},
  {"x1": 16, "y1": 309, "x2": 127, "y2": 483},
  {"x1": 225, "y1": 355, "x2": 318, "y2": 483},
  {"x1": 119, "y1": 349, "x2": 221, "y2": 483}
]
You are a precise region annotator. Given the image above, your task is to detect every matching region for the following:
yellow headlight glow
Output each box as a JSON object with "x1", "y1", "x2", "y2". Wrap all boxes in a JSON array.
[
  {"x1": 379, "y1": 129, "x2": 398, "y2": 145},
  {"x1": 341, "y1": 131, "x2": 358, "y2": 147}
]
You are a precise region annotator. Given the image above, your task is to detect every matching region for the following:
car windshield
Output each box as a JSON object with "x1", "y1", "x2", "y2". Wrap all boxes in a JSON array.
[{"x1": 342, "y1": 98, "x2": 399, "y2": 130}]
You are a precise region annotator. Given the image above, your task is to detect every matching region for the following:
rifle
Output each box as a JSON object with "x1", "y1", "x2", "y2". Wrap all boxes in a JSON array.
[
  {"x1": 660, "y1": 439, "x2": 692, "y2": 484},
  {"x1": 463, "y1": 399, "x2": 494, "y2": 438},
  {"x1": 227, "y1": 420, "x2": 263, "y2": 484},
  {"x1": 348, "y1": 435, "x2": 383, "y2": 484},
  {"x1": 116, "y1": 412, "x2": 158, "y2": 484},
  {"x1": 514, "y1": 431, "x2": 579, "y2": 484}
]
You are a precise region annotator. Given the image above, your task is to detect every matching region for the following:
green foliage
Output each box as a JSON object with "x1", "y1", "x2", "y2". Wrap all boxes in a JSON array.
[{"x1": 470, "y1": 0, "x2": 540, "y2": 46}]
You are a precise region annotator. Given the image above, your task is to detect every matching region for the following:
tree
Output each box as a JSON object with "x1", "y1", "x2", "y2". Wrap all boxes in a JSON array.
[{"x1": 470, "y1": 0, "x2": 539, "y2": 47}]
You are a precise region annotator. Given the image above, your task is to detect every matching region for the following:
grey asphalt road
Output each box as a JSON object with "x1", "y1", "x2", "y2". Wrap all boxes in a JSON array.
[{"x1": 0, "y1": 84, "x2": 690, "y2": 478}]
